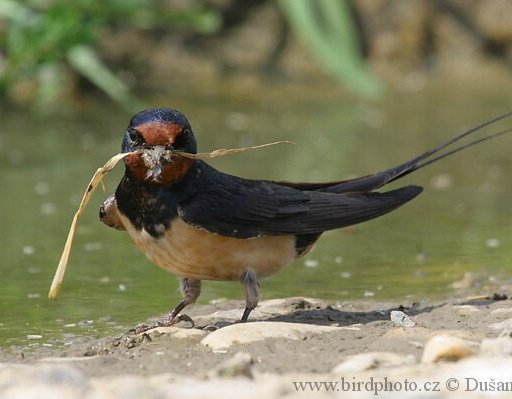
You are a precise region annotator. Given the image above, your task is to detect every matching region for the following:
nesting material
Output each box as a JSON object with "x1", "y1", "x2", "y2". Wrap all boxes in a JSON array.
[
  {"x1": 177, "y1": 141, "x2": 292, "y2": 159},
  {"x1": 48, "y1": 152, "x2": 132, "y2": 300}
]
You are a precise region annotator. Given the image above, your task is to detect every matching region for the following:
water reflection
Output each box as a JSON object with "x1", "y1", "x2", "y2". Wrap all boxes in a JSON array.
[{"x1": 1, "y1": 85, "x2": 511, "y2": 348}]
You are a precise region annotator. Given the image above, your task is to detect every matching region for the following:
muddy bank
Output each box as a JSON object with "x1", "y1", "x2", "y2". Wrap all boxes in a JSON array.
[{"x1": 2, "y1": 295, "x2": 512, "y2": 398}]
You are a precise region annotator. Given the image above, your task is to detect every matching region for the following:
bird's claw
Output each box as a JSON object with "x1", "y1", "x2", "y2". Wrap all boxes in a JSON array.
[{"x1": 128, "y1": 313, "x2": 194, "y2": 334}]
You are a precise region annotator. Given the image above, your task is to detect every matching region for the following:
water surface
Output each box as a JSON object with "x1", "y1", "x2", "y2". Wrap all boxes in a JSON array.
[{"x1": 1, "y1": 84, "x2": 512, "y2": 349}]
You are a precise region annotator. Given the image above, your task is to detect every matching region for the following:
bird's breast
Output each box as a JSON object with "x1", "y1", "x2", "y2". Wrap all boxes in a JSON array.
[{"x1": 119, "y1": 215, "x2": 298, "y2": 281}]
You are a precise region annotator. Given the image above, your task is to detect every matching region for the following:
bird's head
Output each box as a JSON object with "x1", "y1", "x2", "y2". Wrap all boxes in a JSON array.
[{"x1": 122, "y1": 108, "x2": 197, "y2": 184}]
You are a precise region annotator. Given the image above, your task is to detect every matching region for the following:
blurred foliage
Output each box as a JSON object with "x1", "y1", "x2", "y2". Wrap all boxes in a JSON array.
[
  {"x1": 279, "y1": 0, "x2": 382, "y2": 98},
  {"x1": 0, "y1": 0, "x2": 379, "y2": 110},
  {"x1": 0, "y1": 0, "x2": 219, "y2": 110}
]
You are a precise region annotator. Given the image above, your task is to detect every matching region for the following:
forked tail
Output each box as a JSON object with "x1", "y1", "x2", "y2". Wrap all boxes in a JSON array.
[{"x1": 328, "y1": 111, "x2": 512, "y2": 194}]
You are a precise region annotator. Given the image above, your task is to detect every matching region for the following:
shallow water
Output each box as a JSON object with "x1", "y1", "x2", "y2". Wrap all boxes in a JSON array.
[{"x1": 1, "y1": 83, "x2": 512, "y2": 349}]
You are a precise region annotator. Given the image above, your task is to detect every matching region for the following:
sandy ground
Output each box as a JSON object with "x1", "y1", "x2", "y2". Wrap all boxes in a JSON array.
[{"x1": 2, "y1": 294, "x2": 512, "y2": 398}]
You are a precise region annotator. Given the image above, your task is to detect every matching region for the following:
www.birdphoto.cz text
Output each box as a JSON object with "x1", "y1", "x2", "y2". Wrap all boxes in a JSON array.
[{"x1": 292, "y1": 376, "x2": 512, "y2": 395}]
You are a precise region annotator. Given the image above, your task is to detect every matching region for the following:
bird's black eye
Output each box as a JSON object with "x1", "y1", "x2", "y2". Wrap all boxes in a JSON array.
[
  {"x1": 128, "y1": 128, "x2": 143, "y2": 144},
  {"x1": 172, "y1": 128, "x2": 191, "y2": 151}
]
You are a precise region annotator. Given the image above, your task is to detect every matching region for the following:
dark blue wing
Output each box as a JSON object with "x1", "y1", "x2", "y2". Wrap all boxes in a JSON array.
[{"x1": 179, "y1": 163, "x2": 422, "y2": 238}]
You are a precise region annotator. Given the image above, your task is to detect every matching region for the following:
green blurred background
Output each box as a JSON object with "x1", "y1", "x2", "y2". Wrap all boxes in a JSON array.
[{"x1": 1, "y1": 0, "x2": 512, "y2": 349}]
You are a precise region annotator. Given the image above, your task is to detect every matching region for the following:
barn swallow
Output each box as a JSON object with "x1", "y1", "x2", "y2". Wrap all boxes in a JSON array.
[{"x1": 100, "y1": 108, "x2": 511, "y2": 333}]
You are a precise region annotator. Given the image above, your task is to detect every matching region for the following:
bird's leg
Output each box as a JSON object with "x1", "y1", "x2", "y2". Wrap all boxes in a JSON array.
[
  {"x1": 130, "y1": 278, "x2": 201, "y2": 334},
  {"x1": 159, "y1": 278, "x2": 201, "y2": 324},
  {"x1": 240, "y1": 269, "x2": 260, "y2": 322}
]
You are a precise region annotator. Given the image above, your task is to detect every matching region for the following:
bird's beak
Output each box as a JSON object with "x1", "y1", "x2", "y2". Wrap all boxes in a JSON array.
[{"x1": 141, "y1": 145, "x2": 173, "y2": 181}]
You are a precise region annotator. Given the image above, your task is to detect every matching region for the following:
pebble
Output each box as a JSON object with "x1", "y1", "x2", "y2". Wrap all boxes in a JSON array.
[
  {"x1": 0, "y1": 364, "x2": 89, "y2": 397},
  {"x1": 454, "y1": 305, "x2": 480, "y2": 315},
  {"x1": 489, "y1": 318, "x2": 512, "y2": 331},
  {"x1": 421, "y1": 334, "x2": 476, "y2": 363},
  {"x1": 490, "y1": 308, "x2": 512, "y2": 317},
  {"x1": 481, "y1": 334, "x2": 512, "y2": 356},
  {"x1": 201, "y1": 322, "x2": 338, "y2": 350},
  {"x1": 209, "y1": 352, "x2": 254, "y2": 378},
  {"x1": 332, "y1": 352, "x2": 416, "y2": 373},
  {"x1": 304, "y1": 259, "x2": 318, "y2": 268},
  {"x1": 390, "y1": 310, "x2": 416, "y2": 327},
  {"x1": 150, "y1": 326, "x2": 207, "y2": 339}
]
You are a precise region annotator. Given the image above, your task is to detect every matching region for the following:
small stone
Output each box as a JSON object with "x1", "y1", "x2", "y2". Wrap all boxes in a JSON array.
[
  {"x1": 209, "y1": 352, "x2": 254, "y2": 378},
  {"x1": 27, "y1": 334, "x2": 42, "y2": 340},
  {"x1": 304, "y1": 259, "x2": 319, "y2": 268},
  {"x1": 490, "y1": 308, "x2": 512, "y2": 317},
  {"x1": 421, "y1": 334, "x2": 476, "y2": 363},
  {"x1": 454, "y1": 305, "x2": 480, "y2": 315},
  {"x1": 489, "y1": 318, "x2": 512, "y2": 331},
  {"x1": 481, "y1": 334, "x2": 512, "y2": 356},
  {"x1": 201, "y1": 321, "x2": 338, "y2": 350},
  {"x1": 332, "y1": 352, "x2": 416, "y2": 373},
  {"x1": 0, "y1": 364, "x2": 88, "y2": 397},
  {"x1": 151, "y1": 326, "x2": 207, "y2": 339},
  {"x1": 390, "y1": 310, "x2": 416, "y2": 327}
]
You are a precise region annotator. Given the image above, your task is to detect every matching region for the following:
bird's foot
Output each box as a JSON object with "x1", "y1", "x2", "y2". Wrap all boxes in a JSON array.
[{"x1": 128, "y1": 313, "x2": 194, "y2": 334}]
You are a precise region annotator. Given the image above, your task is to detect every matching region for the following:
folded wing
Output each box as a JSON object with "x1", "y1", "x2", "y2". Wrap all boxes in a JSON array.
[{"x1": 179, "y1": 167, "x2": 422, "y2": 238}]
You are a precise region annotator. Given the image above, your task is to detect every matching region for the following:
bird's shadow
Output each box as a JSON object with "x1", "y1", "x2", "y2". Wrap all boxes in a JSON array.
[{"x1": 188, "y1": 298, "x2": 453, "y2": 330}]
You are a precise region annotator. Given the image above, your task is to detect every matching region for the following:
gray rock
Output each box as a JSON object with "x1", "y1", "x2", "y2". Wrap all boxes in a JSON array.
[
  {"x1": 489, "y1": 318, "x2": 512, "y2": 331},
  {"x1": 150, "y1": 326, "x2": 208, "y2": 339},
  {"x1": 390, "y1": 310, "x2": 416, "y2": 327},
  {"x1": 332, "y1": 352, "x2": 416, "y2": 373},
  {"x1": 490, "y1": 308, "x2": 512, "y2": 317},
  {"x1": 481, "y1": 333, "x2": 512, "y2": 356},
  {"x1": 209, "y1": 352, "x2": 254, "y2": 378},
  {"x1": 0, "y1": 363, "x2": 89, "y2": 398},
  {"x1": 201, "y1": 321, "x2": 338, "y2": 350},
  {"x1": 421, "y1": 334, "x2": 477, "y2": 363},
  {"x1": 454, "y1": 305, "x2": 480, "y2": 315}
]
